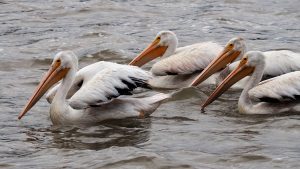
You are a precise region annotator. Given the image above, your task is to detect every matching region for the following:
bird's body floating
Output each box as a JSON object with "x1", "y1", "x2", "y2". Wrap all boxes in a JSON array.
[
  {"x1": 202, "y1": 51, "x2": 300, "y2": 115},
  {"x1": 190, "y1": 37, "x2": 300, "y2": 89},
  {"x1": 130, "y1": 31, "x2": 223, "y2": 89},
  {"x1": 18, "y1": 51, "x2": 170, "y2": 125}
]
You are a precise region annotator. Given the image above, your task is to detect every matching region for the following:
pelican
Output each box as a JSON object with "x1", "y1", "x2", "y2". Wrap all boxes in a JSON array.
[
  {"x1": 190, "y1": 37, "x2": 300, "y2": 88},
  {"x1": 129, "y1": 31, "x2": 223, "y2": 89},
  {"x1": 202, "y1": 51, "x2": 300, "y2": 114},
  {"x1": 18, "y1": 51, "x2": 170, "y2": 125}
]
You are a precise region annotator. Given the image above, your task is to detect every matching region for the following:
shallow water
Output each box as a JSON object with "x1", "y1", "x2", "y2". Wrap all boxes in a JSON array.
[{"x1": 1, "y1": 0, "x2": 300, "y2": 168}]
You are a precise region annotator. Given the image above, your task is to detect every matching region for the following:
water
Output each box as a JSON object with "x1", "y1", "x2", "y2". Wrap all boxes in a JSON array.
[{"x1": 1, "y1": 0, "x2": 300, "y2": 168}]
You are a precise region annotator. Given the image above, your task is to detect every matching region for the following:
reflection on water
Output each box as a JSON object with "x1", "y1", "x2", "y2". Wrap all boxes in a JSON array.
[
  {"x1": 1, "y1": 0, "x2": 300, "y2": 168},
  {"x1": 25, "y1": 118, "x2": 152, "y2": 151}
]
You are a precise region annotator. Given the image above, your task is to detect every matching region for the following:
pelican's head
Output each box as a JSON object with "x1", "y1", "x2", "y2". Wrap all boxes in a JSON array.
[
  {"x1": 129, "y1": 30, "x2": 178, "y2": 67},
  {"x1": 18, "y1": 51, "x2": 78, "y2": 120},
  {"x1": 201, "y1": 51, "x2": 265, "y2": 109},
  {"x1": 190, "y1": 37, "x2": 246, "y2": 86},
  {"x1": 227, "y1": 37, "x2": 246, "y2": 56},
  {"x1": 53, "y1": 51, "x2": 78, "y2": 71},
  {"x1": 156, "y1": 31, "x2": 178, "y2": 47}
]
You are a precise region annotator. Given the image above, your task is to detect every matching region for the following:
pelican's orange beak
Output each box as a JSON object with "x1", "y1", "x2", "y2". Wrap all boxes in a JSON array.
[
  {"x1": 201, "y1": 58, "x2": 254, "y2": 110},
  {"x1": 129, "y1": 38, "x2": 168, "y2": 67},
  {"x1": 189, "y1": 44, "x2": 241, "y2": 86},
  {"x1": 18, "y1": 60, "x2": 69, "y2": 120}
]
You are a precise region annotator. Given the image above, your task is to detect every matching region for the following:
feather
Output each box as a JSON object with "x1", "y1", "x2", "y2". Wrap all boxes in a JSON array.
[
  {"x1": 249, "y1": 71, "x2": 300, "y2": 102},
  {"x1": 68, "y1": 65, "x2": 152, "y2": 109},
  {"x1": 151, "y1": 42, "x2": 222, "y2": 76}
]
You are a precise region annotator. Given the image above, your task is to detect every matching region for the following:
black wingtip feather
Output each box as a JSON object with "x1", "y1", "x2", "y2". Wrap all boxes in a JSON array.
[
  {"x1": 259, "y1": 97, "x2": 281, "y2": 103},
  {"x1": 129, "y1": 76, "x2": 151, "y2": 89},
  {"x1": 104, "y1": 76, "x2": 151, "y2": 101},
  {"x1": 115, "y1": 87, "x2": 133, "y2": 96},
  {"x1": 121, "y1": 79, "x2": 137, "y2": 90},
  {"x1": 77, "y1": 80, "x2": 84, "y2": 87},
  {"x1": 166, "y1": 71, "x2": 178, "y2": 75},
  {"x1": 259, "y1": 95, "x2": 300, "y2": 103}
]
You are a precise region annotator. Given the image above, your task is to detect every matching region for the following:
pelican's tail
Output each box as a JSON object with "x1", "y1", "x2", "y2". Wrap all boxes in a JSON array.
[
  {"x1": 138, "y1": 93, "x2": 171, "y2": 116},
  {"x1": 83, "y1": 92, "x2": 171, "y2": 119}
]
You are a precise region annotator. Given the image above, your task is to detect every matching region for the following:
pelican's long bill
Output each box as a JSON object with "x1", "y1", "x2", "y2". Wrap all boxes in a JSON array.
[
  {"x1": 18, "y1": 60, "x2": 69, "y2": 120},
  {"x1": 129, "y1": 37, "x2": 168, "y2": 67},
  {"x1": 201, "y1": 58, "x2": 254, "y2": 110},
  {"x1": 190, "y1": 43, "x2": 241, "y2": 86}
]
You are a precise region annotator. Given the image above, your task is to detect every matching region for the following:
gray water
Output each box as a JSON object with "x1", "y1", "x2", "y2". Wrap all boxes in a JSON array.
[{"x1": 1, "y1": 0, "x2": 300, "y2": 168}]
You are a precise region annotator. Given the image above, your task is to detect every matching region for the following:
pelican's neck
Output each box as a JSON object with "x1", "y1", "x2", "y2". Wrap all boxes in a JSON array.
[
  {"x1": 162, "y1": 36, "x2": 178, "y2": 58},
  {"x1": 56, "y1": 71, "x2": 75, "y2": 101},
  {"x1": 239, "y1": 62, "x2": 265, "y2": 111},
  {"x1": 50, "y1": 68, "x2": 76, "y2": 122}
]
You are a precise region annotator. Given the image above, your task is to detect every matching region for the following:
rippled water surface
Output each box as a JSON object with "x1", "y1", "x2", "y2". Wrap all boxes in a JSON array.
[{"x1": 1, "y1": 0, "x2": 300, "y2": 168}]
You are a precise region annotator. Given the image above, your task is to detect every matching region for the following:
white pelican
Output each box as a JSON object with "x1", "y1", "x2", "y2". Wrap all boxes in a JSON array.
[
  {"x1": 202, "y1": 51, "x2": 300, "y2": 114},
  {"x1": 129, "y1": 31, "x2": 223, "y2": 89},
  {"x1": 18, "y1": 51, "x2": 170, "y2": 125},
  {"x1": 190, "y1": 37, "x2": 300, "y2": 88}
]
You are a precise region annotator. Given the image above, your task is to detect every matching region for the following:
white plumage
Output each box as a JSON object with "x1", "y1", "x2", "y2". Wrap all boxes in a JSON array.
[
  {"x1": 46, "y1": 61, "x2": 125, "y2": 103},
  {"x1": 216, "y1": 50, "x2": 300, "y2": 89},
  {"x1": 262, "y1": 50, "x2": 300, "y2": 76},
  {"x1": 192, "y1": 37, "x2": 300, "y2": 90},
  {"x1": 69, "y1": 65, "x2": 151, "y2": 109},
  {"x1": 227, "y1": 50, "x2": 300, "y2": 77},
  {"x1": 149, "y1": 41, "x2": 223, "y2": 89},
  {"x1": 151, "y1": 42, "x2": 222, "y2": 76},
  {"x1": 148, "y1": 73, "x2": 218, "y2": 89},
  {"x1": 249, "y1": 71, "x2": 300, "y2": 101},
  {"x1": 202, "y1": 51, "x2": 300, "y2": 115},
  {"x1": 18, "y1": 51, "x2": 170, "y2": 125},
  {"x1": 129, "y1": 30, "x2": 223, "y2": 89}
]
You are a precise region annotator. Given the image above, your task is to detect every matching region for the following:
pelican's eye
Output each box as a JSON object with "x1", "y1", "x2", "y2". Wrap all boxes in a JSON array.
[
  {"x1": 229, "y1": 43, "x2": 234, "y2": 47},
  {"x1": 157, "y1": 36, "x2": 161, "y2": 40},
  {"x1": 243, "y1": 57, "x2": 247, "y2": 61},
  {"x1": 52, "y1": 59, "x2": 61, "y2": 68}
]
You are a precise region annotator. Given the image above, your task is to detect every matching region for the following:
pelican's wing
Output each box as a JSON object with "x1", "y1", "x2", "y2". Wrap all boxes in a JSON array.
[
  {"x1": 46, "y1": 61, "x2": 123, "y2": 103},
  {"x1": 68, "y1": 65, "x2": 152, "y2": 109},
  {"x1": 262, "y1": 50, "x2": 300, "y2": 77},
  {"x1": 151, "y1": 42, "x2": 222, "y2": 76},
  {"x1": 248, "y1": 71, "x2": 300, "y2": 102}
]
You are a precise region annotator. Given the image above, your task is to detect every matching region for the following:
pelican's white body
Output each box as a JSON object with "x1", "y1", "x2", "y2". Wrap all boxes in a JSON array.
[
  {"x1": 43, "y1": 51, "x2": 169, "y2": 125},
  {"x1": 230, "y1": 51, "x2": 300, "y2": 115},
  {"x1": 146, "y1": 31, "x2": 223, "y2": 89},
  {"x1": 146, "y1": 32, "x2": 300, "y2": 89}
]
